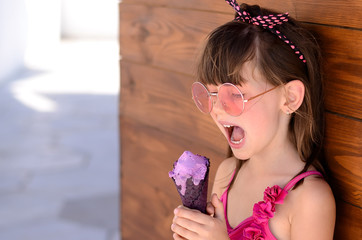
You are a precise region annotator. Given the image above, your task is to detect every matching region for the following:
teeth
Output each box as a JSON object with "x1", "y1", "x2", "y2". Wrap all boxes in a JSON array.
[
  {"x1": 222, "y1": 124, "x2": 244, "y2": 144},
  {"x1": 231, "y1": 138, "x2": 243, "y2": 144}
]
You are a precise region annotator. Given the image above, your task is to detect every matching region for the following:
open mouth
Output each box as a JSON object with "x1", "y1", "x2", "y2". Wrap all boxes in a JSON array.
[{"x1": 223, "y1": 124, "x2": 245, "y2": 145}]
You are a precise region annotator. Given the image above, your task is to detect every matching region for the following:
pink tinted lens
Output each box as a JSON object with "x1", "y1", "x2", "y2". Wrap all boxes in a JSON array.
[
  {"x1": 218, "y1": 83, "x2": 244, "y2": 116},
  {"x1": 192, "y1": 83, "x2": 211, "y2": 113}
]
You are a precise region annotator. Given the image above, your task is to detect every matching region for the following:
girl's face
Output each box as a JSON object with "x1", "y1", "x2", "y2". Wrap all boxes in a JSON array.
[{"x1": 207, "y1": 62, "x2": 287, "y2": 160}]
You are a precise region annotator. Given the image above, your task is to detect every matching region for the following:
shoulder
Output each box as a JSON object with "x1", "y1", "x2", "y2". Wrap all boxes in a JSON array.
[
  {"x1": 211, "y1": 156, "x2": 238, "y2": 198},
  {"x1": 296, "y1": 176, "x2": 335, "y2": 213},
  {"x1": 289, "y1": 175, "x2": 336, "y2": 239}
]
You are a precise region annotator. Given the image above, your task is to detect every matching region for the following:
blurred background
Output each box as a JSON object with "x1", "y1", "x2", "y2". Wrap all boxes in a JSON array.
[{"x1": 0, "y1": 0, "x2": 120, "y2": 239}]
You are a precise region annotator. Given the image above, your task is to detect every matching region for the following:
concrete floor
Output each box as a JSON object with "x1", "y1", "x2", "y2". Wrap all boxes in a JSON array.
[{"x1": 0, "y1": 40, "x2": 120, "y2": 240}]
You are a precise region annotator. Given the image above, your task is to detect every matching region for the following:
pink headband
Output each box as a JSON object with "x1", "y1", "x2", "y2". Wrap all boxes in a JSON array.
[{"x1": 225, "y1": 0, "x2": 306, "y2": 63}]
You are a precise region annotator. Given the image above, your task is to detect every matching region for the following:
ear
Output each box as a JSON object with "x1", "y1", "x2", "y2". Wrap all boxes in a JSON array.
[{"x1": 282, "y1": 80, "x2": 305, "y2": 114}]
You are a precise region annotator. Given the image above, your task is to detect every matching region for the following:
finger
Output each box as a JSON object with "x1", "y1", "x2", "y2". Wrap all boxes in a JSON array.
[
  {"x1": 171, "y1": 222, "x2": 197, "y2": 240},
  {"x1": 173, "y1": 214, "x2": 204, "y2": 234},
  {"x1": 174, "y1": 206, "x2": 208, "y2": 223},
  {"x1": 211, "y1": 193, "x2": 225, "y2": 220},
  {"x1": 206, "y1": 202, "x2": 215, "y2": 216},
  {"x1": 172, "y1": 233, "x2": 187, "y2": 240},
  {"x1": 175, "y1": 208, "x2": 212, "y2": 227}
]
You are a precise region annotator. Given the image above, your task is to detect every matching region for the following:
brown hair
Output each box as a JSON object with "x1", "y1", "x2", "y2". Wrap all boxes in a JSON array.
[{"x1": 197, "y1": 4, "x2": 328, "y2": 183}]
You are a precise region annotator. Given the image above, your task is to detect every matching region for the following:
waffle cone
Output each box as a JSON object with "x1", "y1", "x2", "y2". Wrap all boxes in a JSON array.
[{"x1": 172, "y1": 169, "x2": 209, "y2": 213}]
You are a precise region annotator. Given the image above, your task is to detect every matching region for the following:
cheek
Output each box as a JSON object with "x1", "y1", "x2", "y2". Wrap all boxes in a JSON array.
[
  {"x1": 210, "y1": 112, "x2": 225, "y2": 133},
  {"x1": 244, "y1": 112, "x2": 267, "y2": 136},
  {"x1": 243, "y1": 99, "x2": 281, "y2": 136}
]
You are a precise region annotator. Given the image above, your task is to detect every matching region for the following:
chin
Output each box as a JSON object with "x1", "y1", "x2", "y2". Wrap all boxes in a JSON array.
[{"x1": 230, "y1": 148, "x2": 250, "y2": 161}]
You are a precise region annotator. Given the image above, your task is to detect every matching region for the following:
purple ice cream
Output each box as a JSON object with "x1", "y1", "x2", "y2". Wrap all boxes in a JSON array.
[{"x1": 169, "y1": 151, "x2": 210, "y2": 213}]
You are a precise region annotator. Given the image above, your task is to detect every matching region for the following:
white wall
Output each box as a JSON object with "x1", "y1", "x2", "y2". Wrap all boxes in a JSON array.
[
  {"x1": 0, "y1": 0, "x2": 61, "y2": 79},
  {"x1": 24, "y1": 0, "x2": 61, "y2": 68},
  {"x1": 61, "y1": 0, "x2": 118, "y2": 39},
  {"x1": 0, "y1": 0, "x2": 118, "y2": 82},
  {"x1": 0, "y1": 0, "x2": 27, "y2": 82}
]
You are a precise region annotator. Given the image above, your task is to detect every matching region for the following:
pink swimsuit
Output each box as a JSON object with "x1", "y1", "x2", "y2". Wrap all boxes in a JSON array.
[{"x1": 220, "y1": 170, "x2": 323, "y2": 240}]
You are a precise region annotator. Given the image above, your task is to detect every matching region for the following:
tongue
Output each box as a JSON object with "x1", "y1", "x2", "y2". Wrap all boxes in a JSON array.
[{"x1": 231, "y1": 126, "x2": 245, "y2": 142}]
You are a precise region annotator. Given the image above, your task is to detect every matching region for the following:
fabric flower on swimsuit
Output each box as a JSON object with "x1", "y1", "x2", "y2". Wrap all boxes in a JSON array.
[
  {"x1": 243, "y1": 224, "x2": 265, "y2": 240},
  {"x1": 263, "y1": 185, "x2": 287, "y2": 211},
  {"x1": 252, "y1": 185, "x2": 286, "y2": 224},
  {"x1": 253, "y1": 201, "x2": 274, "y2": 224}
]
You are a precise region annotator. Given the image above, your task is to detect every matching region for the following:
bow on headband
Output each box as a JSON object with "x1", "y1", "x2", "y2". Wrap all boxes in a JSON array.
[{"x1": 225, "y1": 0, "x2": 306, "y2": 63}]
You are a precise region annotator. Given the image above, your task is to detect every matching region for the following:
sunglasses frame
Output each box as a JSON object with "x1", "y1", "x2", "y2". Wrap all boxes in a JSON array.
[{"x1": 192, "y1": 82, "x2": 279, "y2": 116}]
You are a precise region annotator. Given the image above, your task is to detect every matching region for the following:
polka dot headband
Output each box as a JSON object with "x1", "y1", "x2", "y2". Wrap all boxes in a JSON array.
[{"x1": 225, "y1": 0, "x2": 306, "y2": 63}]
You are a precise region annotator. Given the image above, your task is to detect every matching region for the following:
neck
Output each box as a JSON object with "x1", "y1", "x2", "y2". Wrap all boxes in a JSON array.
[
  {"x1": 244, "y1": 127, "x2": 304, "y2": 177},
  {"x1": 251, "y1": 142, "x2": 301, "y2": 174}
]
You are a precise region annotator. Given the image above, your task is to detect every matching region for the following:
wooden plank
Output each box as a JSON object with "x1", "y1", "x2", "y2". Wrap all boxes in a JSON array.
[
  {"x1": 120, "y1": 118, "x2": 226, "y2": 240},
  {"x1": 119, "y1": 61, "x2": 227, "y2": 151},
  {"x1": 334, "y1": 200, "x2": 362, "y2": 239},
  {"x1": 325, "y1": 113, "x2": 362, "y2": 208},
  {"x1": 295, "y1": 0, "x2": 362, "y2": 29},
  {"x1": 307, "y1": 25, "x2": 362, "y2": 120},
  {"x1": 119, "y1": 4, "x2": 230, "y2": 75},
  {"x1": 324, "y1": 62, "x2": 362, "y2": 120},
  {"x1": 121, "y1": 0, "x2": 231, "y2": 13},
  {"x1": 121, "y1": 0, "x2": 362, "y2": 29},
  {"x1": 119, "y1": 5, "x2": 362, "y2": 119}
]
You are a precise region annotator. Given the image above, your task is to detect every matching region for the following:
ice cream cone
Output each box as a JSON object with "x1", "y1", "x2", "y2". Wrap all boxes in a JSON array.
[{"x1": 169, "y1": 151, "x2": 210, "y2": 213}]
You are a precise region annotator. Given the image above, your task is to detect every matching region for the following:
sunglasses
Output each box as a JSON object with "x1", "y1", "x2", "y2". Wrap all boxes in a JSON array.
[{"x1": 191, "y1": 82, "x2": 279, "y2": 116}]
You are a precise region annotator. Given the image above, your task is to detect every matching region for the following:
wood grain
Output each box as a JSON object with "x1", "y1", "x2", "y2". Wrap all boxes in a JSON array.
[
  {"x1": 120, "y1": 118, "x2": 226, "y2": 240},
  {"x1": 120, "y1": 61, "x2": 227, "y2": 151},
  {"x1": 325, "y1": 113, "x2": 362, "y2": 208},
  {"x1": 308, "y1": 24, "x2": 362, "y2": 120},
  {"x1": 119, "y1": 4, "x2": 230, "y2": 75},
  {"x1": 121, "y1": 0, "x2": 362, "y2": 29},
  {"x1": 119, "y1": 5, "x2": 362, "y2": 119},
  {"x1": 334, "y1": 200, "x2": 362, "y2": 239}
]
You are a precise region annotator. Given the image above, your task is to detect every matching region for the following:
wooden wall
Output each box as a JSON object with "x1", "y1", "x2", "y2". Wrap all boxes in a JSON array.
[{"x1": 119, "y1": 1, "x2": 362, "y2": 239}]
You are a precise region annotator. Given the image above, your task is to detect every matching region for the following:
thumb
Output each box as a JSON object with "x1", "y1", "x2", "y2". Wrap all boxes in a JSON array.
[
  {"x1": 206, "y1": 201, "x2": 215, "y2": 216},
  {"x1": 211, "y1": 193, "x2": 225, "y2": 220}
]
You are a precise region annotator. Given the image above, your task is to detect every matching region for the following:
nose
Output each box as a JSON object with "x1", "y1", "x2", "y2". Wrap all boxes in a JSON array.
[{"x1": 211, "y1": 94, "x2": 226, "y2": 115}]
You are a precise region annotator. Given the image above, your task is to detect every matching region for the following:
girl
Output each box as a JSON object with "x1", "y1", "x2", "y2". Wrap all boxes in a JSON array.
[{"x1": 171, "y1": 1, "x2": 335, "y2": 239}]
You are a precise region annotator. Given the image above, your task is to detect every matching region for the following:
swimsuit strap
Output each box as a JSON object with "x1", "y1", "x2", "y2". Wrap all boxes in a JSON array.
[
  {"x1": 226, "y1": 170, "x2": 236, "y2": 191},
  {"x1": 283, "y1": 170, "x2": 323, "y2": 192}
]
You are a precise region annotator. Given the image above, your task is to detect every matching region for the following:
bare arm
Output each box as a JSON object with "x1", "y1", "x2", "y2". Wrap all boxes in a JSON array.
[
  {"x1": 290, "y1": 178, "x2": 336, "y2": 240},
  {"x1": 211, "y1": 157, "x2": 237, "y2": 198}
]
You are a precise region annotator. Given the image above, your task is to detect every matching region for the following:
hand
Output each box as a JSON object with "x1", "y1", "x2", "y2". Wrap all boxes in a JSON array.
[{"x1": 171, "y1": 194, "x2": 230, "y2": 240}]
